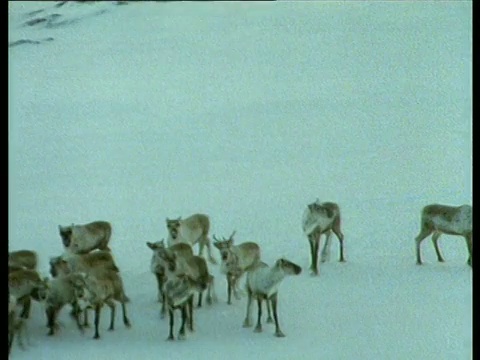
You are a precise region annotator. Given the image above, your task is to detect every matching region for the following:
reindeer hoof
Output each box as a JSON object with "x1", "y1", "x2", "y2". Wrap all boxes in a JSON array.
[
  {"x1": 166, "y1": 336, "x2": 174, "y2": 341},
  {"x1": 416, "y1": 261, "x2": 423, "y2": 266},
  {"x1": 243, "y1": 320, "x2": 252, "y2": 328},
  {"x1": 266, "y1": 317, "x2": 274, "y2": 324},
  {"x1": 177, "y1": 333, "x2": 186, "y2": 340},
  {"x1": 254, "y1": 325, "x2": 262, "y2": 333},
  {"x1": 93, "y1": 335, "x2": 100, "y2": 340},
  {"x1": 310, "y1": 271, "x2": 319, "y2": 277},
  {"x1": 274, "y1": 331, "x2": 285, "y2": 338}
]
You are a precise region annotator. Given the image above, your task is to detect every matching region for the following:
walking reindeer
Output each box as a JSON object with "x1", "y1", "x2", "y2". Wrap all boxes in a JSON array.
[
  {"x1": 302, "y1": 200, "x2": 345, "y2": 275},
  {"x1": 415, "y1": 204, "x2": 472, "y2": 267}
]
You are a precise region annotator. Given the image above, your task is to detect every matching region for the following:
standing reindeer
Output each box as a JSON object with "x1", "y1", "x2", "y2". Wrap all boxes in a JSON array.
[
  {"x1": 243, "y1": 258, "x2": 302, "y2": 337},
  {"x1": 166, "y1": 213, "x2": 216, "y2": 264},
  {"x1": 302, "y1": 200, "x2": 345, "y2": 275},
  {"x1": 415, "y1": 204, "x2": 472, "y2": 267},
  {"x1": 59, "y1": 221, "x2": 112, "y2": 254},
  {"x1": 146, "y1": 240, "x2": 194, "y2": 317},
  {"x1": 213, "y1": 231, "x2": 261, "y2": 305},
  {"x1": 163, "y1": 273, "x2": 204, "y2": 341}
]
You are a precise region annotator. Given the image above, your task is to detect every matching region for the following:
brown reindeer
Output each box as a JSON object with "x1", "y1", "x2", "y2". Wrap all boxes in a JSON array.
[
  {"x1": 59, "y1": 221, "x2": 112, "y2": 254},
  {"x1": 166, "y1": 213, "x2": 216, "y2": 264},
  {"x1": 146, "y1": 240, "x2": 194, "y2": 318},
  {"x1": 213, "y1": 231, "x2": 261, "y2": 304},
  {"x1": 302, "y1": 200, "x2": 345, "y2": 275},
  {"x1": 9, "y1": 250, "x2": 38, "y2": 270},
  {"x1": 415, "y1": 204, "x2": 472, "y2": 267}
]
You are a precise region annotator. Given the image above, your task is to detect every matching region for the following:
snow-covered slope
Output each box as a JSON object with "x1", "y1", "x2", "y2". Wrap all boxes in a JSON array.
[{"x1": 9, "y1": 1, "x2": 472, "y2": 359}]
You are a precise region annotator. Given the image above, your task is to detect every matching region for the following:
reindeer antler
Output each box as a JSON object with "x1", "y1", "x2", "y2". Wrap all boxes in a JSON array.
[
  {"x1": 212, "y1": 235, "x2": 221, "y2": 242},
  {"x1": 228, "y1": 230, "x2": 237, "y2": 241}
]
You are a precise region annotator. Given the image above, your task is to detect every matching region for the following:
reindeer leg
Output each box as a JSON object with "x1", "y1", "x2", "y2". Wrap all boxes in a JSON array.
[
  {"x1": 198, "y1": 240, "x2": 205, "y2": 257},
  {"x1": 332, "y1": 218, "x2": 346, "y2": 262},
  {"x1": 20, "y1": 295, "x2": 32, "y2": 319},
  {"x1": 178, "y1": 304, "x2": 187, "y2": 340},
  {"x1": 431, "y1": 232, "x2": 445, "y2": 262},
  {"x1": 254, "y1": 298, "x2": 263, "y2": 333},
  {"x1": 415, "y1": 228, "x2": 433, "y2": 265},
  {"x1": 266, "y1": 298, "x2": 273, "y2": 323},
  {"x1": 83, "y1": 307, "x2": 90, "y2": 327},
  {"x1": 243, "y1": 288, "x2": 253, "y2": 328},
  {"x1": 160, "y1": 293, "x2": 166, "y2": 319},
  {"x1": 93, "y1": 304, "x2": 101, "y2": 339},
  {"x1": 465, "y1": 234, "x2": 472, "y2": 267},
  {"x1": 227, "y1": 274, "x2": 233, "y2": 305},
  {"x1": 188, "y1": 295, "x2": 194, "y2": 332},
  {"x1": 8, "y1": 327, "x2": 14, "y2": 355},
  {"x1": 205, "y1": 237, "x2": 217, "y2": 264},
  {"x1": 46, "y1": 307, "x2": 57, "y2": 336},
  {"x1": 197, "y1": 291, "x2": 203, "y2": 308},
  {"x1": 308, "y1": 234, "x2": 315, "y2": 271},
  {"x1": 122, "y1": 302, "x2": 131, "y2": 328},
  {"x1": 271, "y1": 293, "x2": 285, "y2": 337},
  {"x1": 167, "y1": 308, "x2": 175, "y2": 341},
  {"x1": 107, "y1": 301, "x2": 116, "y2": 331},
  {"x1": 206, "y1": 275, "x2": 214, "y2": 305},
  {"x1": 70, "y1": 303, "x2": 85, "y2": 334},
  {"x1": 320, "y1": 230, "x2": 332, "y2": 263},
  {"x1": 310, "y1": 229, "x2": 321, "y2": 276},
  {"x1": 155, "y1": 273, "x2": 164, "y2": 303},
  {"x1": 20, "y1": 296, "x2": 31, "y2": 319}
]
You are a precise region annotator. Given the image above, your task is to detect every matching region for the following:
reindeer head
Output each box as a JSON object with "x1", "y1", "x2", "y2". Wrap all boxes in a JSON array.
[
  {"x1": 58, "y1": 225, "x2": 73, "y2": 247},
  {"x1": 68, "y1": 273, "x2": 91, "y2": 309},
  {"x1": 31, "y1": 277, "x2": 49, "y2": 302},
  {"x1": 166, "y1": 218, "x2": 182, "y2": 240},
  {"x1": 146, "y1": 240, "x2": 166, "y2": 251},
  {"x1": 275, "y1": 258, "x2": 302, "y2": 276},
  {"x1": 213, "y1": 231, "x2": 236, "y2": 261},
  {"x1": 49, "y1": 256, "x2": 71, "y2": 277}
]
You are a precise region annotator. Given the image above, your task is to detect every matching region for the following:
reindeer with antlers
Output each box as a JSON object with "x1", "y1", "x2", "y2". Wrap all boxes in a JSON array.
[
  {"x1": 213, "y1": 231, "x2": 261, "y2": 305},
  {"x1": 302, "y1": 200, "x2": 345, "y2": 276}
]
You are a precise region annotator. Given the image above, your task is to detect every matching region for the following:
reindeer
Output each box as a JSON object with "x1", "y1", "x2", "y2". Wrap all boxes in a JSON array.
[
  {"x1": 212, "y1": 231, "x2": 261, "y2": 305},
  {"x1": 160, "y1": 250, "x2": 216, "y2": 314},
  {"x1": 51, "y1": 250, "x2": 119, "y2": 277},
  {"x1": 146, "y1": 240, "x2": 193, "y2": 313},
  {"x1": 243, "y1": 258, "x2": 302, "y2": 337},
  {"x1": 302, "y1": 200, "x2": 345, "y2": 275},
  {"x1": 163, "y1": 273, "x2": 206, "y2": 341},
  {"x1": 415, "y1": 204, "x2": 472, "y2": 267},
  {"x1": 81, "y1": 268, "x2": 131, "y2": 339},
  {"x1": 166, "y1": 213, "x2": 217, "y2": 264},
  {"x1": 59, "y1": 221, "x2": 112, "y2": 254},
  {"x1": 44, "y1": 273, "x2": 89, "y2": 336},
  {"x1": 9, "y1": 295, "x2": 26, "y2": 355},
  {"x1": 9, "y1": 250, "x2": 38, "y2": 270},
  {"x1": 8, "y1": 268, "x2": 49, "y2": 320}
]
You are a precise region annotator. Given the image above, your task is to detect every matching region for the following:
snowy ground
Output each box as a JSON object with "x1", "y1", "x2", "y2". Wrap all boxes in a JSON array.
[{"x1": 8, "y1": 1, "x2": 472, "y2": 359}]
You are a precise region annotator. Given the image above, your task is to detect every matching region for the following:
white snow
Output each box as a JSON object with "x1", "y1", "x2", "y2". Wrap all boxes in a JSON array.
[{"x1": 8, "y1": 1, "x2": 472, "y2": 359}]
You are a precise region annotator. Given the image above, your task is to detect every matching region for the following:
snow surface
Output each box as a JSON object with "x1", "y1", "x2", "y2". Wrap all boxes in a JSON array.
[{"x1": 8, "y1": 1, "x2": 472, "y2": 359}]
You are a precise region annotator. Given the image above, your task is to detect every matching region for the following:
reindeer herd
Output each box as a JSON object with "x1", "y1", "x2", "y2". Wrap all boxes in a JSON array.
[{"x1": 8, "y1": 201, "x2": 472, "y2": 354}]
